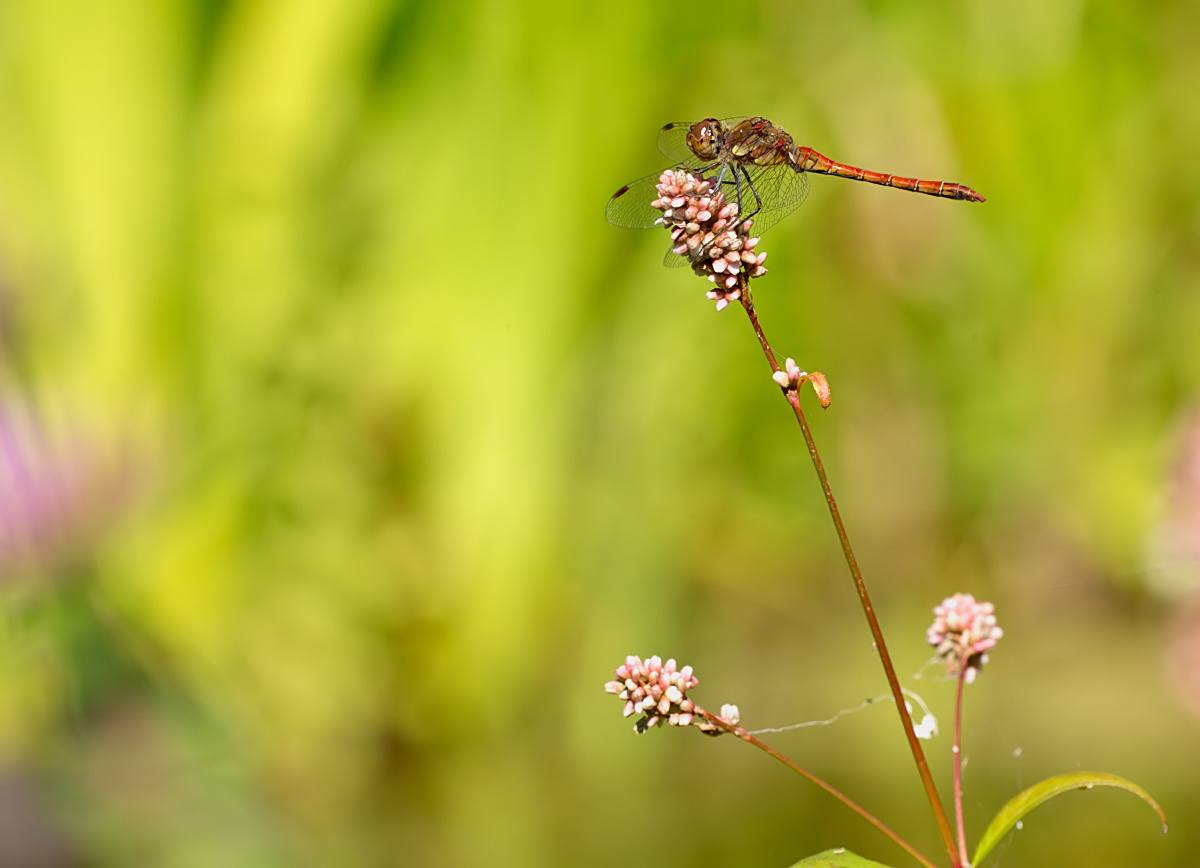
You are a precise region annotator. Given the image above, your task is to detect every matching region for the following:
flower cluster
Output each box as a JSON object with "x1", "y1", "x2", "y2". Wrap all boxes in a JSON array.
[
  {"x1": 604, "y1": 655, "x2": 700, "y2": 733},
  {"x1": 651, "y1": 170, "x2": 768, "y2": 310},
  {"x1": 927, "y1": 593, "x2": 1003, "y2": 683}
]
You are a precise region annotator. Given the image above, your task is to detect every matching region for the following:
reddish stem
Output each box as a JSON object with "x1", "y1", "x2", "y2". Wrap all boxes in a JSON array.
[
  {"x1": 698, "y1": 709, "x2": 939, "y2": 868},
  {"x1": 738, "y1": 284, "x2": 962, "y2": 868},
  {"x1": 953, "y1": 665, "x2": 969, "y2": 865}
]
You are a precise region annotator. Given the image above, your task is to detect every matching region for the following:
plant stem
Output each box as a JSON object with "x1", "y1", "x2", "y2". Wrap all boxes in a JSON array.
[
  {"x1": 953, "y1": 665, "x2": 969, "y2": 866},
  {"x1": 698, "y1": 709, "x2": 939, "y2": 868},
  {"x1": 738, "y1": 284, "x2": 962, "y2": 868}
]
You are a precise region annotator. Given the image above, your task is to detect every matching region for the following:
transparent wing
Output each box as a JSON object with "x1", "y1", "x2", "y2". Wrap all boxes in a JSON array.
[
  {"x1": 663, "y1": 246, "x2": 688, "y2": 267},
  {"x1": 657, "y1": 122, "x2": 700, "y2": 165},
  {"x1": 720, "y1": 163, "x2": 811, "y2": 235},
  {"x1": 606, "y1": 170, "x2": 686, "y2": 265},
  {"x1": 605, "y1": 171, "x2": 666, "y2": 228}
]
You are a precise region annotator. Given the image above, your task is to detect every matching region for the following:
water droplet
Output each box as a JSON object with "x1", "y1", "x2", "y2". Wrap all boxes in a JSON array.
[{"x1": 1015, "y1": 821, "x2": 1023, "y2": 831}]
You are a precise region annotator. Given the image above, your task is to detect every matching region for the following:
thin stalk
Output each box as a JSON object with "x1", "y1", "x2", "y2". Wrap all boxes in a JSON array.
[
  {"x1": 953, "y1": 665, "x2": 969, "y2": 866},
  {"x1": 698, "y1": 709, "x2": 939, "y2": 868},
  {"x1": 738, "y1": 283, "x2": 962, "y2": 868}
]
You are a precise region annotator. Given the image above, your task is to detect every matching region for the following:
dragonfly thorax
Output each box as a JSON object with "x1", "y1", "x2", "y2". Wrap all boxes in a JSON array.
[{"x1": 723, "y1": 118, "x2": 795, "y2": 168}]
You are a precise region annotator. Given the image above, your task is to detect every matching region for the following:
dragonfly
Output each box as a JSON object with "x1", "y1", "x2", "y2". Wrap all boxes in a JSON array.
[{"x1": 606, "y1": 116, "x2": 984, "y2": 265}]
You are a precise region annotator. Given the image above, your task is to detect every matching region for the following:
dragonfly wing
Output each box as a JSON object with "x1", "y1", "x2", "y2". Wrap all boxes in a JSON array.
[
  {"x1": 663, "y1": 246, "x2": 689, "y2": 267},
  {"x1": 722, "y1": 163, "x2": 810, "y2": 235},
  {"x1": 656, "y1": 122, "x2": 698, "y2": 164},
  {"x1": 607, "y1": 170, "x2": 686, "y2": 266},
  {"x1": 606, "y1": 171, "x2": 668, "y2": 228}
]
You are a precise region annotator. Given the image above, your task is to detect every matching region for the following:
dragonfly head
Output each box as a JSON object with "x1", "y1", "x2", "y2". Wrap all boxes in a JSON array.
[{"x1": 686, "y1": 118, "x2": 725, "y2": 161}]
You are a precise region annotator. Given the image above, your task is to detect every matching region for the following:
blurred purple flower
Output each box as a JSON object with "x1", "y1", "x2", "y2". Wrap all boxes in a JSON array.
[{"x1": 0, "y1": 402, "x2": 121, "y2": 579}]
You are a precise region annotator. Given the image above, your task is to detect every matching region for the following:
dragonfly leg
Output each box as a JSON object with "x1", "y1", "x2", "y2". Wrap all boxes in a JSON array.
[
  {"x1": 710, "y1": 161, "x2": 729, "y2": 195},
  {"x1": 734, "y1": 165, "x2": 764, "y2": 229},
  {"x1": 688, "y1": 164, "x2": 765, "y2": 262}
]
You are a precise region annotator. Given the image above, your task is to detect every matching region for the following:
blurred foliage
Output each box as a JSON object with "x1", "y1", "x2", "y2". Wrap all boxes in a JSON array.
[{"x1": 0, "y1": 0, "x2": 1197, "y2": 865}]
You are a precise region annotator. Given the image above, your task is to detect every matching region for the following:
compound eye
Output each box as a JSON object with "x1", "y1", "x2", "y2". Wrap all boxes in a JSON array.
[{"x1": 686, "y1": 118, "x2": 722, "y2": 160}]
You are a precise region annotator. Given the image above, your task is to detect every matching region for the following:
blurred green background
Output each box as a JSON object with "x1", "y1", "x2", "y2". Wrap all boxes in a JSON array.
[{"x1": 0, "y1": 0, "x2": 1197, "y2": 865}]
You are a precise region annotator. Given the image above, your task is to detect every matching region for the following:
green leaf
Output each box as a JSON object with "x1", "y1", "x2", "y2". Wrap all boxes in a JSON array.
[
  {"x1": 788, "y1": 849, "x2": 896, "y2": 868},
  {"x1": 973, "y1": 771, "x2": 1167, "y2": 866}
]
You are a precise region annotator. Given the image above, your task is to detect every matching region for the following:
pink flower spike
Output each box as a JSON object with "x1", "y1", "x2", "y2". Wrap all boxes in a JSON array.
[
  {"x1": 927, "y1": 593, "x2": 1003, "y2": 682},
  {"x1": 646, "y1": 169, "x2": 771, "y2": 303},
  {"x1": 605, "y1": 653, "x2": 720, "y2": 735}
]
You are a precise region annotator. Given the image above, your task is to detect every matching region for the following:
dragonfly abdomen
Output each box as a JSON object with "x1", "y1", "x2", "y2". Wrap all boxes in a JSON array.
[{"x1": 791, "y1": 147, "x2": 985, "y2": 202}]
